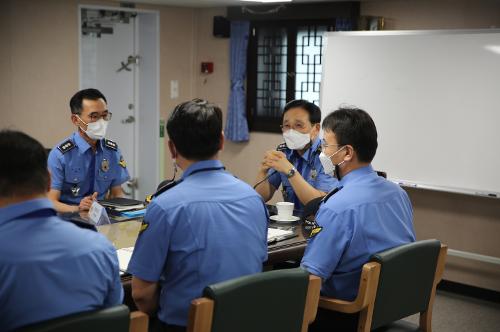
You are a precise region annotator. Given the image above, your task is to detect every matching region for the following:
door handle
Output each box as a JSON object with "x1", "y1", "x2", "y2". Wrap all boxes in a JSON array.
[{"x1": 121, "y1": 115, "x2": 135, "y2": 124}]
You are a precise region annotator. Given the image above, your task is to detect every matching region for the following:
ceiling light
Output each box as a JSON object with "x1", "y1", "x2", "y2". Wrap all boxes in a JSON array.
[{"x1": 241, "y1": 0, "x2": 292, "y2": 3}]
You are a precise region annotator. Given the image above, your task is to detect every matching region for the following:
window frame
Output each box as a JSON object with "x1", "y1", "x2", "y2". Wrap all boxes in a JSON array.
[{"x1": 246, "y1": 19, "x2": 336, "y2": 134}]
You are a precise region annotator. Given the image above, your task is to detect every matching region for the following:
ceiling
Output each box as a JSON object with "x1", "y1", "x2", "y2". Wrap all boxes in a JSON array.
[{"x1": 119, "y1": 0, "x2": 355, "y2": 8}]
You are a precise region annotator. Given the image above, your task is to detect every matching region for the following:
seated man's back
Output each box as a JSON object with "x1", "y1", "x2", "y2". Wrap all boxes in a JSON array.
[
  {"x1": 301, "y1": 107, "x2": 416, "y2": 303},
  {"x1": 128, "y1": 99, "x2": 269, "y2": 328},
  {"x1": 0, "y1": 199, "x2": 123, "y2": 331},
  {"x1": 302, "y1": 165, "x2": 415, "y2": 301},
  {"x1": 128, "y1": 160, "x2": 268, "y2": 326}
]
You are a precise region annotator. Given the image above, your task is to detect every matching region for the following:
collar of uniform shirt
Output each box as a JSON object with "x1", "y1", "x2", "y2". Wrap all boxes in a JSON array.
[
  {"x1": 338, "y1": 164, "x2": 375, "y2": 187},
  {"x1": 181, "y1": 159, "x2": 225, "y2": 180},
  {"x1": 287, "y1": 136, "x2": 321, "y2": 163},
  {"x1": 73, "y1": 131, "x2": 95, "y2": 153},
  {"x1": 0, "y1": 198, "x2": 55, "y2": 225}
]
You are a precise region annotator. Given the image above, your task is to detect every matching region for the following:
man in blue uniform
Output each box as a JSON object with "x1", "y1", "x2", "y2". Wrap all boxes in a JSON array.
[
  {"x1": 300, "y1": 107, "x2": 416, "y2": 330},
  {"x1": 0, "y1": 130, "x2": 123, "y2": 331},
  {"x1": 254, "y1": 100, "x2": 337, "y2": 213},
  {"x1": 48, "y1": 88, "x2": 129, "y2": 213},
  {"x1": 128, "y1": 99, "x2": 268, "y2": 331}
]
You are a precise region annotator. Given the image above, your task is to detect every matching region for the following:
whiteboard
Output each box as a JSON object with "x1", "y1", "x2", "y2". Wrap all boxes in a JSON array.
[{"x1": 320, "y1": 30, "x2": 500, "y2": 198}]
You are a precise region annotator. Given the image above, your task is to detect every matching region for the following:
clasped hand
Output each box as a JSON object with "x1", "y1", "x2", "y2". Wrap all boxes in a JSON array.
[{"x1": 260, "y1": 151, "x2": 293, "y2": 174}]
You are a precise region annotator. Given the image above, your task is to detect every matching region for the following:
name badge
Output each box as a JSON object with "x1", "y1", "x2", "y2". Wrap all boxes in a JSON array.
[{"x1": 89, "y1": 201, "x2": 111, "y2": 226}]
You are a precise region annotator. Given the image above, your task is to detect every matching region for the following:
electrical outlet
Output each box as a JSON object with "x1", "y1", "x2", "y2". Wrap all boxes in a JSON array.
[{"x1": 170, "y1": 80, "x2": 179, "y2": 99}]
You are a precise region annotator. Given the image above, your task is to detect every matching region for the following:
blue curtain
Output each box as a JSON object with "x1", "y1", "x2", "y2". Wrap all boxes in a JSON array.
[{"x1": 225, "y1": 21, "x2": 250, "y2": 142}]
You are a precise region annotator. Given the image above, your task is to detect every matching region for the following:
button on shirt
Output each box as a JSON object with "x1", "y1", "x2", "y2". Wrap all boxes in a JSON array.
[
  {"x1": 48, "y1": 132, "x2": 130, "y2": 204},
  {"x1": 267, "y1": 137, "x2": 338, "y2": 212},
  {"x1": 301, "y1": 165, "x2": 415, "y2": 301},
  {"x1": 0, "y1": 198, "x2": 123, "y2": 331},
  {"x1": 128, "y1": 160, "x2": 268, "y2": 327}
]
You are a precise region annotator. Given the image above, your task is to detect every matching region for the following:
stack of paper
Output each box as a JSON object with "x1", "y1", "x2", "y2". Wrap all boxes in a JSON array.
[
  {"x1": 267, "y1": 228, "x2": 295, "y2": 244},
  {"x1": 116, "y1": 247, "x2": 134, "y2": 274}
]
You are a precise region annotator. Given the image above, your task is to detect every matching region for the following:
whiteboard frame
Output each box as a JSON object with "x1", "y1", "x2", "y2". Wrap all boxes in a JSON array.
[{"x1": 320, "y1": 28, "x2": 500, "y2": 199}]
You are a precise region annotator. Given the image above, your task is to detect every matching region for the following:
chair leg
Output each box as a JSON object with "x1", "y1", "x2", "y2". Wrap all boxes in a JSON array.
[
  {"x1": 419, "y1": 244, "x2": 448, "y2": 332},
  {"x1": 357, "y1": 306, "x2": 374, "y2": 332},
  {"x1": 130, "y1": 311, "x2": 149, "y2": 332}
]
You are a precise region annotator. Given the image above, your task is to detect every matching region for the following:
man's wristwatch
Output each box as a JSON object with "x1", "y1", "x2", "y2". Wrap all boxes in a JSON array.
[{"x1": 286, "y1": 167, "x2": 297, "y2": 179}]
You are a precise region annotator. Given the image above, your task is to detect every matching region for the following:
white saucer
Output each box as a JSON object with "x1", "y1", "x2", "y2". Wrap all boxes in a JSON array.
[{"x1": 269, "y1": 215, "x2": 300, "y2": 223}]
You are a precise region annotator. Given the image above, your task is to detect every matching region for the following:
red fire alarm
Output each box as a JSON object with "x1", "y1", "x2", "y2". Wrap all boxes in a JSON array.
[{"x1": 201, "y1": 62, "x2": 214, "y2": 74}]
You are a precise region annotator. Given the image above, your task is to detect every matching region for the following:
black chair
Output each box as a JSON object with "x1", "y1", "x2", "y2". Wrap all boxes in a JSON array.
[
  {"x1": 319, "y1": 239, "x2": 447, "y2": 332},
  {"x1": 187, "y1": 268, "x2": 321, "y2": 332},
  {"x1": 17, "y1": 305, "x2": 148, "y2": 332}
]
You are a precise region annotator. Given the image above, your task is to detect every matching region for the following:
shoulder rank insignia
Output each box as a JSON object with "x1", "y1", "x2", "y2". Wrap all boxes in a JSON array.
[
  {"x1": 119, "y1": 156, "x2": 127, "y2": 168},
  {"x1": 57, "y1": 139, "x2": 75, "y2": 154},
  {"x1": 104, "y1": 139, "x2": 118, "y2": 151},
  {"x1": 276, "y1": 142, "x2": 288, "y2": 152}
]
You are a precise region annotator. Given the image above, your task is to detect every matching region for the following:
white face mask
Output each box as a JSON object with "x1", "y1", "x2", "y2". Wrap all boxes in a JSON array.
[
  {"x1": 77, "y1": 116, "x2": 108, "y2": 140},
  {"x1": 283, "y1": 129, "x2": 311, "y2": 150},
  {"x1": 319, "y1": 146, "x2": 346, "y2": 178}
]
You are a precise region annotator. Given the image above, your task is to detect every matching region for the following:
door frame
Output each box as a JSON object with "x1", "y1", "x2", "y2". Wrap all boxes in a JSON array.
[{"x1": 78, "y1": 4, "x2": 160, "y2": 199}]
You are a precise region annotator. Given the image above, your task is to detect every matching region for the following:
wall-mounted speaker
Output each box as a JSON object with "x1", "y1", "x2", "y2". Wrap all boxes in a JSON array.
[{"x1": 213, "y1": 16, "x2": 230, "y2": 38}]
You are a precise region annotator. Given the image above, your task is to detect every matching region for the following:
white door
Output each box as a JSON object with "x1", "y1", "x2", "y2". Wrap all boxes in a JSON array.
[
  {"x1": 81, "y1": 10, "x2": 137, "y2": 198},
  {"x1": 80, "y1": 7, "x2": 161, "y2": 200}
]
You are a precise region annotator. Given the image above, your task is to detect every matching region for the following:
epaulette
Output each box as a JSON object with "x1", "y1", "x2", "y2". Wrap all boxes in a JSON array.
[
  {"x1": 276, "y1": 143, "x2": 288, "y2": 152},
  {"x1": 104, "y1": 139, "x2": 118, "y2": 151},
  {"x1": 313, "y1": 144, "x2": 322, "y2": 155},
  {"x1": 145, "y1": 180, "x2": 181, "y2": 203},
  {"x1": 57, "y1": 140, "x2": 75, "y2": 154},
  {"x1": 322, "y1": 186, "x2": 343, "y2": 204}
]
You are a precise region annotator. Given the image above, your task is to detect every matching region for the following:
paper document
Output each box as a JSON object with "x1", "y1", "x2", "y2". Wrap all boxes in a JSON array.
[
  {"x1": 267, "y1": 228, "x2": 295, "y2": 244},
  {"x1": 116, "y1": 247, "x2": 134, "y2": 274}
]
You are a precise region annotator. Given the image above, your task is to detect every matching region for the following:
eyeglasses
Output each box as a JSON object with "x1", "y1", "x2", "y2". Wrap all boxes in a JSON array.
[
  {"x1": 86, "y1": 111, "x2": 112, "y2": 122},
  {"x1": 280, "y1": 123, "x2": 309, "y2": 132},
  {"x1": 320, "y1": 139, "x2": 342, "y2": 150}
]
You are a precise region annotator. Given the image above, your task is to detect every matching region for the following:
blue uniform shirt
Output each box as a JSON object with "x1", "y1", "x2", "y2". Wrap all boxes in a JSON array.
[
  {"x1": 0, "y1": 198, "x2": 123, "y2": 331},
  {"x1": 267, "y1": 137, "x2": 338, "y2": 212},
  {"x1": 48, "y1": 131, "x2": 130, "y2": 204},
  {"x1": 301, "y1": 165, "x2": 415, "y2": 301},
  {"x1": 128, "y1": 160, "x2": 268, "y2": 327}
]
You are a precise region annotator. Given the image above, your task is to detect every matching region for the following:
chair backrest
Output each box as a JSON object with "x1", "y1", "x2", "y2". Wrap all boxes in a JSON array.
[
  {"x1": 17, "y1": 305, "x2": 130, "y2": 332},
  {"x1": 369, "y1": 239, "x2": 441, "y2": 330},
  {"x1": 188, "y1": 268, "x2": 316, "y2": 332}
]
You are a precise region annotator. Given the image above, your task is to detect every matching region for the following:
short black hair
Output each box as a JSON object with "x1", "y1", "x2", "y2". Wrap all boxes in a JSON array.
[
  {"x1": 166, "y1": 99, "x2": 223, "y2": 160},
  {"x1": 69, "y1": 88, "x2": 107, "y2": 114},
  {"x1": 0, "y1": 130, "x2": 49, "y2": 197},
  {"x1": 282, "y1": 99, "x2": 321, "y2": 124},
  {"x1": 322, "y1": 107, "x2": 378, "y2": 163}
]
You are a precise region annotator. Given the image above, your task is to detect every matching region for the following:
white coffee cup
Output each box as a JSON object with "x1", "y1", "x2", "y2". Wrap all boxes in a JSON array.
[{"x1": 276, "y1": 201, "x2": 294, "y2": 220}]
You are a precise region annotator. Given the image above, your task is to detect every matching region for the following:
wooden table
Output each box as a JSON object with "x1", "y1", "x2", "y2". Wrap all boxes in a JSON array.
[{"x1": 101, "y1": 220, "x2": 308, "y2": 309}]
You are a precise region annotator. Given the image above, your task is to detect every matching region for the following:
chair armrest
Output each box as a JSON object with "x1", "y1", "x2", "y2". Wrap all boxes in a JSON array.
[
  {"x1": 187, "y1": 298, "x2": 214, "y2": 332},
  {"x1": 129, "y1": 311, "x2": 149, "y2": 332},
  {"x1": 319, "y1": 262, "x2": 381, "y2": 314},
  {"x1": 435, "y1": 244, "x2": 448, "y2": 284},
  {"x1": 303, "y1": 275, "x2": 322, "y2": 330}
]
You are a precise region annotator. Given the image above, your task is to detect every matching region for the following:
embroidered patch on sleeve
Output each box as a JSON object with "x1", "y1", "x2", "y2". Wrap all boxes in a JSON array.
[
  {"x1": 119, "y1": 156, "x2": 127, "y2": 168},
  {"x1": 302, "y1": 217, "x2": 323, "y2": 239},
  {"x1": 139, "y1": 221, "x2": 149, "y2": 235}
]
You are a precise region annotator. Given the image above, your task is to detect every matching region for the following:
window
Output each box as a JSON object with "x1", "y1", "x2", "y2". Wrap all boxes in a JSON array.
[{"x1": 246, "y1": 21, "x2": 335, "y2": 133}]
